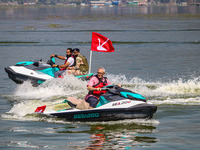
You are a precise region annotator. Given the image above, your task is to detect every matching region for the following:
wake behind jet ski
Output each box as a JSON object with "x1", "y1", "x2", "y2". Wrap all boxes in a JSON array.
[
  {"x1": 5, "y1": 57, "x2": 93, "y2": 86},
  {"x1": 35, "y1": 85, "x2": 157, "y2": 122}
]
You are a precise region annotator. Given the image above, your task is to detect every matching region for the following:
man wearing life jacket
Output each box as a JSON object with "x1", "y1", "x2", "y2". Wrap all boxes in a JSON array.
[
  {"x1": 84, "y1": 67, "x2": 111, "y2": 108},
  {"x1": 50, "y1": 48, "x2": 75, "y2": 78},
  {"x1": 66, "y1": 67, "x2": 121, "y2": 109},
  {"x1": 67, "y1": 48, "x2": 89, "y2": 75}
]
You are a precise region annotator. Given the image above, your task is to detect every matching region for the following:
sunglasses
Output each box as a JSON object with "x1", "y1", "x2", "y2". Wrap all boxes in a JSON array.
[{"x1": 97, "y1": 72, "x2": 104, "y2": 75}]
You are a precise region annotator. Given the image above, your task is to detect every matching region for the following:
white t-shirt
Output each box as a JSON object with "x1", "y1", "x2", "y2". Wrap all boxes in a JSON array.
[{"x1": 65, "y1": 57, "x2": 74, "y2": 67}]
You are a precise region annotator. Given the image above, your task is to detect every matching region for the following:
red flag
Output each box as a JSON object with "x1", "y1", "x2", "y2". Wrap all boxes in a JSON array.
[{"x1": 91, "y1": 32, "x2": 115, "y2": 52}]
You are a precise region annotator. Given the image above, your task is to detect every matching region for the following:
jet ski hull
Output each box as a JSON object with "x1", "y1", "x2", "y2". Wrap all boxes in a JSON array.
[
  {"x1": 5, "y1": 66, "x2": 48, "y2": 86},
  {"x1": 5, "y1": 60, "x2": 93, "y2": 86},
  {"x1": 35, "y1": 85, "x2": 157, "y2": 121},
  {"x1": 44, "y1": 103, "x2": 157, "y2": 122},
  {"x1": 5, "y1": 67, "x2": 24, "y2": 84}
]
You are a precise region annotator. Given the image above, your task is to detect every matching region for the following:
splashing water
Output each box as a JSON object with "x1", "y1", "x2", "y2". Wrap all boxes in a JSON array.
[
  {"x1": 155, "y1": 77, "x2": 200, "y2": 95},
  {"x1": 108, "y1": 74, "x2": 200, "y2": 105},
  {"x1": 2, "y1": 74, "x2": 200, "y2": 122},
  {"x1": 13, "y1": 74, "x2": 88, "y2": 100}
]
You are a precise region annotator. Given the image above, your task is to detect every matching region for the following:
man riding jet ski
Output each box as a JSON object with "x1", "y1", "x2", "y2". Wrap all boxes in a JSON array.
[
  {"x1": 34, "y1": 67, "x2": 157, "y2": 121},
  {"x1": 64, "y1": 67, "x2": 121, "y2": 109},
  {"x1": 50, "y1": 48, "x2": 75, "y2": 78},
  {"x1": 35, "y1": 85, "x2": 157, "y2": 122}
]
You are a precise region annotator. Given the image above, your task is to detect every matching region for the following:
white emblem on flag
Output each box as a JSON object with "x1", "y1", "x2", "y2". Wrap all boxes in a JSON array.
[{"x1": 97, "y1": 38, "x2": 109, "y2": 51}]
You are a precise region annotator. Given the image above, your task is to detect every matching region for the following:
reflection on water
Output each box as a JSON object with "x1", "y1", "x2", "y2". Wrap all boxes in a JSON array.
[{"x1": 57, "y1": 121, "x2": 158, "y2": 149}]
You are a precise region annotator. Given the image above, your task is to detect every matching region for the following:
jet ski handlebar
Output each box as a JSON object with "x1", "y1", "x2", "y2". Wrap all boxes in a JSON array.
[
  {"x1": 101, "y1": 85, "x2": 119, "y2": 92},
  {"x1": 47, "y1": 57, "x2": 56, "y2": 67},
  {"x1": 101, "y1": 87, "x2": 110, "y2": 91}
]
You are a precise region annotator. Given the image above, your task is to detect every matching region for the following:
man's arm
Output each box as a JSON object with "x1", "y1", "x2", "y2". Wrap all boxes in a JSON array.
[
  {"x1": 60, "y1": 62, "x2": 70, "y2": 69},
  {"x1": 87, "y1": 77, "x2": 101, "y2": 91},
  {"x1": 50, "y1": 54, "x2": 66, "y2": 60},
  {"x1": 87, "y1": 85, "x2": 101, "y2": 91},
  {"x1": 106, "y1": 79, "x2": 121, "y2": 87},
  {"x1": 52, "y1": 62, "x2": 70, "y2": 69}
]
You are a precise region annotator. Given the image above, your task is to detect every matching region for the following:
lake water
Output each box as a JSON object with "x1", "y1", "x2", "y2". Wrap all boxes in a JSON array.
[{"x1": 0, "y1": 6, "x2": 200, "y2": 150}]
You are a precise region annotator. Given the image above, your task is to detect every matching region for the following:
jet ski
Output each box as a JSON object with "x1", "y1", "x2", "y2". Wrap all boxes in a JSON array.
[
  {"x1": 5, "y1": 57, "x2": 93, "y2": 86},
  {"x1": 37, "y1": 85, "x2": 157, "y2": 122}
]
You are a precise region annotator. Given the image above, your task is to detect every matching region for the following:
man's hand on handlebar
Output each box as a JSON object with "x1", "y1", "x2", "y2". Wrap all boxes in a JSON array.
[
  {"x1": 117, "y1": 84, "x2": 122, "y2": 87},
  {"x1": 52, "y1": 64, "x2": 57, "y2": 68},
  {"x1": 96, "y1": 87, "x2": 102, "y2": 91}
]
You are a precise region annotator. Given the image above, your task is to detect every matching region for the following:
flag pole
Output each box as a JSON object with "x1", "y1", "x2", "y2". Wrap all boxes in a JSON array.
[{"x1": 89, "y1": 50, "x2": 92, "y2": 74}]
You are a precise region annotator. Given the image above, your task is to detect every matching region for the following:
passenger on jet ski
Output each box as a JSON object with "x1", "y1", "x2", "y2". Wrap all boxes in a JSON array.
[
  {"x1": 67, "y1": 48, "x2": 89, "y2": 75},
  {"x1": 50, "y1": 48, "x2": 75, "y2": 78}
]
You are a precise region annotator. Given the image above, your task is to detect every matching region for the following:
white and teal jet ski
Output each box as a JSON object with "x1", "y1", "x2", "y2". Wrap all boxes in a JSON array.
[
  {"x1": 39, "y1": 85, "x2": 157, "y2": 121},
  {"x1": 5, "y1": 57, "x2": 93, "y2": 86}
]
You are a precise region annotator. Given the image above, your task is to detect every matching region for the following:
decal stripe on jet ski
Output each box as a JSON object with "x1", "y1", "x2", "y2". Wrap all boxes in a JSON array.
[{"x1": 120, "y1": 92, "x2": 146, "y2": 100}]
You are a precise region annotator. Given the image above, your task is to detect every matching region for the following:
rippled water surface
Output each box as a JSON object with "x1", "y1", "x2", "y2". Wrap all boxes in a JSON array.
[{"x1": 0, "y1": 6, "x2": 200, "y2": 150}]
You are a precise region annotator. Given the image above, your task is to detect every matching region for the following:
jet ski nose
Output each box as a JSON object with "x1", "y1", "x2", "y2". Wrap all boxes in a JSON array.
[
  {"x1": 5, "y1": 67, "x2": 14, "y2": 74},
  {"x1": 5, "y1": 66, "x2": 24, "y2": 84}
]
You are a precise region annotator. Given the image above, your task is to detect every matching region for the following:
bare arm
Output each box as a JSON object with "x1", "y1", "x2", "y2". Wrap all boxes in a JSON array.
[
  {"x1": 52, "y1": 62, "x2": 70, "y2": 69},
  {"x1": 50, "y1": 54, "x2": 66, "y2": 60},
  {"x1": 59, "y1": 62, "x2": 70, "y2": 69}
]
